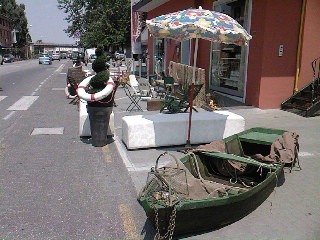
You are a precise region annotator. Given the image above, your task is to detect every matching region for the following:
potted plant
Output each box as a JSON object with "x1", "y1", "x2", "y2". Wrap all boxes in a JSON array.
[{"x1": 78, "y1": 46, "x2": 118, "y2": 147}]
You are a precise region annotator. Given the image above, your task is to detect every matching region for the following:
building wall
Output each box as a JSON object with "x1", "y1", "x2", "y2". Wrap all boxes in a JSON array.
[
  {"x1": 147, "y1": 0, "x2": 195, "y2": 75},
  {"x1": 145, "y1": 0, "x2": 315, "y2": 109},
  {"x1": 246, "y1": 0, "x2": 302, "y2": 109},
  {"x1": 0, "y1": 16, "x2": 13, "y2": 48},
  {"x1": 299, "y1": 0, "x2": 320, "y2": 90}
]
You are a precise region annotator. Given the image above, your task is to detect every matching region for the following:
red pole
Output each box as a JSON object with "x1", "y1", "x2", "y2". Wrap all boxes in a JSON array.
[{"x1": 186, "y1": 82, "x2": 194, "y2": 147}]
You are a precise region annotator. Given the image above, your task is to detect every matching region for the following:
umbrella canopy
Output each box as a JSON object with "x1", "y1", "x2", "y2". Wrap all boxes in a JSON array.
[{"x1": 146, "y1": 7, "x2": 251, "y2": 45}]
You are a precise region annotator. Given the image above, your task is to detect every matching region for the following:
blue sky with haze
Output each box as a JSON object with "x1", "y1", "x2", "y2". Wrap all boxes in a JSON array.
[{"x1": 16, "y1": 0, "x2": 75, "y2": 44}]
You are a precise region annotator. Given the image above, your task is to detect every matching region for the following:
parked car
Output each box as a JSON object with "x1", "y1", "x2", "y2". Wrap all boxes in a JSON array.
[
  {"x1": 84, "y1": 48, "x2": 96, "y2": 65},
  {"x1": 115, "y1": 52, "x2": 125, "y2": 60},
  {"x1": 71, "y1": 52, "x2": 79, "y2": 64},
  {"x1": 3, "y1": 54, "x2": 15, "y2": 63},
  {"x1": 0, "y1": 54, "x2": 3, "y2": 65},
  {"x1": 79, "y1": 53, "x2": 85, "y2": 63},
  {"x1": 39, "y1": 54, "x2": 52, "y2": 65},
  {"x1": 88, "y1": 54, "x2": 96, "y2": 63},
  {"x1": 52, "y1": 53, "x2": 61, "y2": 61}
]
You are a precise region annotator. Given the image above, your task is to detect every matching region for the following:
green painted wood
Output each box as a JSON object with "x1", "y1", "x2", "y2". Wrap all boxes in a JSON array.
[
  {"x1": 200, "y1": 152, "x2": 280, "y2": 170},
  {"x1": 239, "y1": 132, "x2": 283, "y2": 145}
]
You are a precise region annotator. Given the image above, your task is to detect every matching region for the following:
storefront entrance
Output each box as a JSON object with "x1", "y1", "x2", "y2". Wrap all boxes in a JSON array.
[
  {"x1": 153, "y1": 38, "x2": 166, "y2": 77},
  {"x1": 210, "y1": 0, "x2": 251, "y2": 99}
]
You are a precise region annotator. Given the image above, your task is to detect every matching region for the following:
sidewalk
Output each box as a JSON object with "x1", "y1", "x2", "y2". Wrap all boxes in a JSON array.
[{"x1": 111, "y1": 84, "x2": 320, "y2": 239}]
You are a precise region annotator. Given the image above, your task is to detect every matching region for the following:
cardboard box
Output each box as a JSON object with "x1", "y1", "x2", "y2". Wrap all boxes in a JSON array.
[{"x1": 147, "y1": 99, "x2": 163, "y2": 111}]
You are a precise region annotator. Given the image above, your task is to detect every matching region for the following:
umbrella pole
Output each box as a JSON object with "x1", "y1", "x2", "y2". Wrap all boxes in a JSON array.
[{"x1": 186, "y1": 38, "x2": 199, "y2": 147}]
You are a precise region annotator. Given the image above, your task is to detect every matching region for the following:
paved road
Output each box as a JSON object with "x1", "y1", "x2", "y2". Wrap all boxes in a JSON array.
[{"x1": 0, "y1": 60, "x2": 150, "y2": 240}]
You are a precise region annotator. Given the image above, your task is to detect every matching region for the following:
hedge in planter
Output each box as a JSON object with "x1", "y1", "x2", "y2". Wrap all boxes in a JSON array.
[{"x1": 86, "y1": 49, "x2": 117, "y2": 147}]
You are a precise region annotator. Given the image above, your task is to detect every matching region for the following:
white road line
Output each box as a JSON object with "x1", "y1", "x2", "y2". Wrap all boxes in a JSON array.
[
  {"x1": 55, "y1": 64, "x2": 64, "y2": 73},
  {"x1": 52, "y1": 88, "x2": 66, "y2": 91},
  {"x1": 31, "y1": 127, "x2": 64, "y2": 135},
  {"x1": 3, "y1": 111, "x2": 16, "y2": 120},
  {"x1": 0, "y1": 96, "x2": 7, "y2": 102},
  {"x1": 7, "y1": 96, "x2": 39, "y2": 111},
  {"x1": 299, "y1": 152, "x2": 314, "y2": 157},
  {"x1": 115, "y1": 96, "x2": 129, "y2": 101},
  {"x1": 59, "y1": 72, "x2": 67, "y2": 75},
  {"x1": 115, "y1": 110, "x2": 147, "y2": 114},
  {"x1": 114, "y1": 136, "x2": 135, "y2": 170}
]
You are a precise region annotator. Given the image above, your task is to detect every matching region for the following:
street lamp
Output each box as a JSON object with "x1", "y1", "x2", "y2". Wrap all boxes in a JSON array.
[{"x1": 26, "y1": 24, "x2": 32, "y2": 59}]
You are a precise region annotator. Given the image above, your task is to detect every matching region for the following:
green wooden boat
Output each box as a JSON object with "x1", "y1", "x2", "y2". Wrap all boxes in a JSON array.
[{"x1": 138, "y1": 127, "x2": 291, "y2": 237}]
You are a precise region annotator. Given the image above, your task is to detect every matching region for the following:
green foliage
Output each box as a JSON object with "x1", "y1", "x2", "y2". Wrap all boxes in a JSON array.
[
  {"x1": 0, "y1": 0, "x2": 30, "y2": 47},
  {"x1": 95, "y1": 45, "x2": 104, "y2": 57},
  {"x1": 57, "y1": 0, "x2": 131, "y2": 49},
  {"x1": 89, "y1": 71, "x2": 110, "y2": 93},
  {"x1": 92, "y1": 56, "x2": 107, "y2": 73}
]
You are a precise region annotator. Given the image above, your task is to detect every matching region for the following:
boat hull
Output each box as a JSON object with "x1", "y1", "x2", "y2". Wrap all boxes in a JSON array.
[
  {"x1": 139, "y1": 127, "x2": 287, "y2": 236},
  {"x1": 140, "y1": 162, "x2": 282, "y2": 236}
]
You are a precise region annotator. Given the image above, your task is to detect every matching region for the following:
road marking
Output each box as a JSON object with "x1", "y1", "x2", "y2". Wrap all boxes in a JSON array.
[
  {"x1": 31, "y1": 127, "x2": 64, "y2": 135},
  {"x1": 115, "y1": 96, "x2": 129, "y2": 101},
  {"x1": 3, "y1": 111, "x2": 16, "y2": 120},
  {"x1": 55, "y1": 64, "x2": 64, "y2": 73},
  {"x1": 299, "y1": 152, "x2": 314, "y2": 157},
  {"x1": 0, "y1": 96, "x2": 7, "y2": 102},
  {"x1": 102, "y1": 145, "x2": 113, "y2": 163},
  {"x1": 119, "y1": 204, "x2": 139, "y2": 240},
  {"x1": 7, "y1": 96, "x2": 39, "y2": 111},
  {"x1": 59, "y1": 72, "x2": 67, "y2": 75},
  {"x1": 115, "y1": 110, "x2": 147, "y2": 114},
  {"x1": 52, "y1": 88, "x2": 66, "y2": 91},
  {"x1": 114, "y1": 136, "x2": 135, "y2": 170}
]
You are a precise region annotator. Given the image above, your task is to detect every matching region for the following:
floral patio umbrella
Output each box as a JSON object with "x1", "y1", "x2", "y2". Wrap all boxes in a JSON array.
[
  {"x1": 146, "y1": 6, "x2": 252, "y2": 146},
  {"x1": 146, "y1": 7, "x2": 251, "y2": 46}
]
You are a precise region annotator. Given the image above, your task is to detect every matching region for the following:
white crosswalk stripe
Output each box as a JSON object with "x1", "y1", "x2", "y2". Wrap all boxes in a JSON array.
[
  {"x1": 7, "y1": 96, "x2": 39, "y2": 111},
  {"x1": 0, "y1": 96, "x2": 7, "y2": 102},
  {"x1": 31, "y1": 127, "x2": 64, "y2": 135}
]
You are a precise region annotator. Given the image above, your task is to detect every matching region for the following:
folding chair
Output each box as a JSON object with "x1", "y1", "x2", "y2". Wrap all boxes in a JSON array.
[
  {"x1": 138, "y1": 77, "x2": 153, "y2": 99},
  {"x1": 124, "y1": 83, "x2": 143, "y2": 112},
  {"x1": 155, "y1": 76, "x2": 175, "y2": 98},
  {"x1": 129, "y1": 74, "x2": 140, "y2": 93},
  {"x1": 66, "y1": 67, "x2": 87, "y2": 105},
  {"x1": 160, "y1": 83, "x2": 203, "y2": 113}
]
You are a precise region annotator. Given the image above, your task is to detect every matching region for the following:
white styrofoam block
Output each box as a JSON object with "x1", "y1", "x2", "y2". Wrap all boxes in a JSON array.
[
  {"x1": 79, "y1": 100, "x2": 114, "y2": 137},
  {"x1": 122, "y1": 111, "x2": 245, "y2": 149}
]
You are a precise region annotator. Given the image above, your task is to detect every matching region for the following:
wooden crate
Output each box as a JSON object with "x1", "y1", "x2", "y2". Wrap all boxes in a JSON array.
[{"x1": 147, "y1": 99, "x2": 163, "y2": 111}]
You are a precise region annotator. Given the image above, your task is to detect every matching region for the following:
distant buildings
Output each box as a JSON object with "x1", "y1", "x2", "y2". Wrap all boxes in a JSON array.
[
  {"x1": 0, "y1": 14, "x2": 14, "y2": 48},
  {"x1": 33, "y1": 42, "x2": 79, "y2": 55}
]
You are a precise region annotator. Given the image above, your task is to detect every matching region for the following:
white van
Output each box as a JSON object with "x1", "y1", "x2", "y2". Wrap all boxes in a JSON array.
[{"x1": 84, "y1": 48, "x2": 96, "y2": 65}]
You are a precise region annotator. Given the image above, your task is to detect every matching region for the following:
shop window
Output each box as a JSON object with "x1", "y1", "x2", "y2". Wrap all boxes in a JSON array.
[
  {"x1": 153, "y1": 38, "x2": 166, "y2": 77},
  {"x1": 210, "y1": 0, "x2": 251, "y2": 98}
]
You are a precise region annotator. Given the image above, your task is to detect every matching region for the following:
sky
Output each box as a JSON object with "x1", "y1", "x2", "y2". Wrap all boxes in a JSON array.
[{"x1": 16, "y1": 0, "x2": 75, "y2": 44}]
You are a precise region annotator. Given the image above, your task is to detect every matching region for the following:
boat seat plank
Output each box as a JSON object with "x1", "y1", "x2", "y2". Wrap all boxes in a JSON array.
[
  {"x1": 239, "y1": 132, "x2": 283, "y2": 145},
  {"x1": 201, "y1": 152, "x2": 280, "y2": 170}
]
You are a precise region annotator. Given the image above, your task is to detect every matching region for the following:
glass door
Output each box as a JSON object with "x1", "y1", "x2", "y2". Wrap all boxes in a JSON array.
[
  {"x1": 153, "y1": 38, "x2": 166, "y2": 77},
  {"x1": 181, "y1": 40, "x2": 191, "y2": 65},
  {"x1": 210, "y1": 0, "x2": 251, "y2": 98}
]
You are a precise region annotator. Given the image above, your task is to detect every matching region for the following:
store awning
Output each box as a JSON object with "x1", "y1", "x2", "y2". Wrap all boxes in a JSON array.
[
  {"x1": 132, "y1": 0, "x2": 170, "y2": 12},
  {"x1": 141, "y1": 28, "x2": 148, "y2": 45}
]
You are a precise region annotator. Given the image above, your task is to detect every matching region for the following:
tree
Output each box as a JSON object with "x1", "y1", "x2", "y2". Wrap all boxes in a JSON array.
[
  {"x1": 0, "y1": 0, "x2": 30, "y2": 47},
  {"x1": 57, "y1": 0, "x2": 131, "y2": 50}
]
